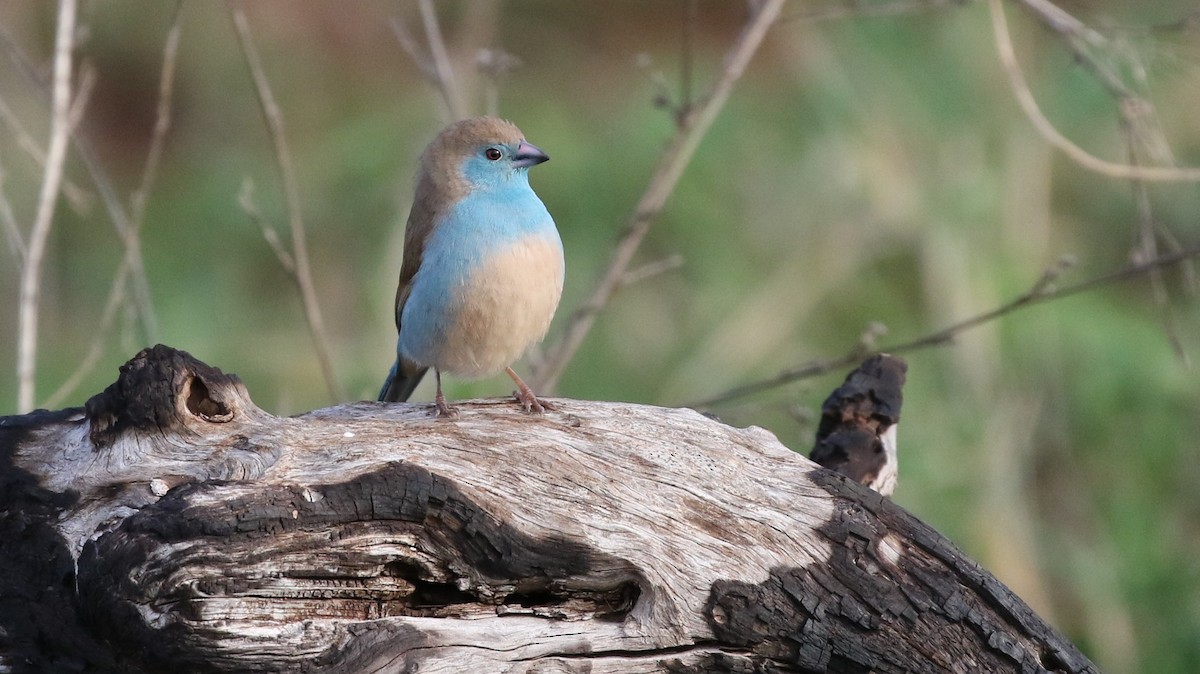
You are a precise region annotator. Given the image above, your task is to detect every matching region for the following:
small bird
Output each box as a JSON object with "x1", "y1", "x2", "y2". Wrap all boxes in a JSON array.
[{"x1": 378, "y1": 117, "x2": 564, "y2": 417}]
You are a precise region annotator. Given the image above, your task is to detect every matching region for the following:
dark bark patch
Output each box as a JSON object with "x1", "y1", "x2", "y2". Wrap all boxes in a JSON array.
[
  {"x1": 76, "y1": 461, "x2": 644, "y2": 670},
  {"x1": 703, "y1": 470, "x2": 1098, "y2": 674},
  {"x1": 84, "y1": 345, "x2": 245, "y2": 447},
  {"x1": 0, "y1": 410, "x2": 133, "y2": 673}
]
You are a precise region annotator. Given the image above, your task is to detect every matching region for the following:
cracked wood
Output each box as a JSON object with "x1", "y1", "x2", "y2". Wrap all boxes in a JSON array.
[{"x1": 0, "y1": 345, "x2": 1096, "y2": 673}]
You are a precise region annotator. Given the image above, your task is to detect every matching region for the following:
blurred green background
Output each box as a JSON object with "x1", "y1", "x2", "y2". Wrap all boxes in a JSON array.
[{"x1": 2, "y1": 1, "x2": 1199, "y2": 671}]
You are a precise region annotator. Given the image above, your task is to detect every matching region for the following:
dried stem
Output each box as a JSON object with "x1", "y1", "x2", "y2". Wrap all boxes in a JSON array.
[
  {"x1": 418, "y1": 0, "x2": 467, "y2": 121},
  {"x1": 17, "y1": 0, "x2": 76, "y2": 412},
  {"x1": 690, "y1": 247, "x2": 1200, "y2": 408},
  {"x1": 781, "y1": 0, "x2": 959, "y2": 23},
  {"x1": 680, "y1": 0, "x2": 697, "y2": 118},
  {"x1": 238, "y1": 178, "x2": 296, "y2": 274},
  {"x1": 75, "y1": 137, "x2": 161, "y2": 342},
  {"x1": 42, "y1": 263, "x2": 129, "y2": 409},
  {"x1": 0, "y1": 19, "x2": 159, "y2": 344},
  {"x1": 44, "y1": 2, "x2": 185, "y2": 408},
  {"x1": 130, "y1": 1, "x2": 183, "y2": 234},
  {"x1": 390, "y1": 16, "x2": 440, "y2": 86},
  {"x1": 622, "y1": 254, "x2": 685, "y2": 287},
  {"x1": 1122, "y1": 112, "x2": 1190, "y2": 365},
  {"x1": 230, "y1": 2, "x2": 345, "y2": 402},
  {"x1": 990, "y1": 0, "x2": 1200, "y2": 182},
  {"x1": 0, "y1": 88, "x2": 91, "y2": 213},
  {"x1": 0, "y1": 157, "x2": 24, "y2": 262},
  {"x1": 533, "y1": 0, "x2": 786, "y2": 393}
]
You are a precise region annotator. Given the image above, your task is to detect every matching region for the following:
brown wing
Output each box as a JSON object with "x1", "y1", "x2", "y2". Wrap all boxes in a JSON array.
[{"x1": 380, "y1": 170, "x2": 444, "y2": 402}]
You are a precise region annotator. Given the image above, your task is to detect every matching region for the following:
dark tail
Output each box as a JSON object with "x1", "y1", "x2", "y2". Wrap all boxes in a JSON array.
[{"x1": 378, "y1": 359, "x2": 429, "y2": 402}]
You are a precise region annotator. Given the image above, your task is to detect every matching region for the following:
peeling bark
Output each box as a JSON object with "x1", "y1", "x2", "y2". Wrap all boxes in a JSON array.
[{"x1": 0, "y1": 345, "x2": 1096, "y2": 673}]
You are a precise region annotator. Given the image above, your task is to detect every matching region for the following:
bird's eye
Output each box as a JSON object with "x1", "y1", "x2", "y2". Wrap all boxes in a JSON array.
[{"x1": 485, "y1": 147, "x2": 502, "y2": 161}]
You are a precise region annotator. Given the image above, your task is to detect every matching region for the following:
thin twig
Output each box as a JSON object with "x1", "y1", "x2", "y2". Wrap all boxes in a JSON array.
[
  {"x1": 66, "y1": 62, "x2": 96, "y2": 129},
  {"x1": 477, "y1": 48, "x2": 521, "y2": 118},
  {"x1": 238, "y1": 178, "x2": 296, "y2": 274},
  {"x1": 533, "y1": 0, "x2": 787, "y2": 393},
  {"x1": 690, "y1": 247, "x2": 1200, "y2": 408},
  {"x1": 0, "y1": 89, "x2": 92, "y2": 213},
  {"x1": 230, "y1": 2, "x2": 344, "y2": 402},
  {"x1": 17, "y1": 0, "x2": 76, "y2": 412},
  {"x1": 0, "y1": 157, "x2": 24, "y2": 262},
  {"x1": 0, "y1": 21, "x2": 159, "y2": 342},
  {"x1": 130, "y1": 1, "x2": 183, "y2": 234},
  {"x1": 1122, "y1": 109, "x2": 1189, "y2": 365},
  {"x1": 389, "y1": 15, "x2": 440, "y2": 83},
  {"x1": 990, "y1": 0, "x2": 1200, "y2": 182},
  {"x1": 680, "y1": 0, "x2": 697, "y2": 120},
  {"x1": 45, "y1": 2, "x2": 185, "y2": 407},
  {"x1": 418, "y1": 0, "x2": 466, "y2": 121},
  {"x1": 781, "y1": 0, "x2": 959, "y2": 23},
  {"x1": 76, "y1": 133, "x2": 161, "y2": 342},
  {"x1": 622, "y1": 254, "x2": 685, "y2": 287},
  {"x1": 42, "y1": 261, "x2": 129, "y2": 409}
]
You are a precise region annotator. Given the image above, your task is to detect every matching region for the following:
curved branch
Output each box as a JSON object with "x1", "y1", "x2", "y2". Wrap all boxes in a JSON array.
[
  {"x1": 534, "y1": 0, "x2": 787, "y2": 393},
  {"x1": 990, "y1": 0, "x2": 1200, "y2": 183}
]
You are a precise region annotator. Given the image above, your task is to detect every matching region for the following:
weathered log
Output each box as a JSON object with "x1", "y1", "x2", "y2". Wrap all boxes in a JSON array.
[{"x1": 0, "y1": 345, "x2": 1096, "y2": 673}]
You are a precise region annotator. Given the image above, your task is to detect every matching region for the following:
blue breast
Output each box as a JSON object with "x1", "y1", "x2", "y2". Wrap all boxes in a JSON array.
[{"x1": 399, "y1": 174, "x2": 561, "y2": 365}]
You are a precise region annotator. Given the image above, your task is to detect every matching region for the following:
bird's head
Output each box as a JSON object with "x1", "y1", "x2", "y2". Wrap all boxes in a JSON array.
[{"x1": 421, "y1": 116, "x2": 549, "y2": 196}]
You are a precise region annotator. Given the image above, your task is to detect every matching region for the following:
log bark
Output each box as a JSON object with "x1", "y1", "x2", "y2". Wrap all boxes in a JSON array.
[{"x1": 0, "y1": 345, "x2": 1097, "y2": 673}]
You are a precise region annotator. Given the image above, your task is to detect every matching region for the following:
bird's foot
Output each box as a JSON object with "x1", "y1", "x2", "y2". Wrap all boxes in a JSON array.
[
  {"x1": 512, "y1": 388, "x2": 553, "y2": 414},
  {"x1": 434, "y1": 390, "x2": 458, "y2": 418},
  {"x1": 505, "y1": 366, "x2": 551, "y2": 414}
]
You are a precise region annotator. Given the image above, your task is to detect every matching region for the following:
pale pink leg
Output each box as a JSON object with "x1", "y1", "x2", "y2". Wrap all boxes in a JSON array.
[
  {"x1": 506, "y1": 367, "x2": 551, "y2": 414},
  {"x1": 434, "y1": 369, "x2": 457, "y2": 418}
]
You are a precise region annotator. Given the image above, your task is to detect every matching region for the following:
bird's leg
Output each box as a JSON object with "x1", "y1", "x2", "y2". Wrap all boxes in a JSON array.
[
  {"x1": 434, "y1": 369, "x2": 457, "y2": 418},
  {"x1": 506, "y1": 367, "x2": 552, "y2": 414}
]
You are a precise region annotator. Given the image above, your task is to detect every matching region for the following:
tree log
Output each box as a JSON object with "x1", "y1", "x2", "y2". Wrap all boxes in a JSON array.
[{"x1": 0, "y1": 345, "x2": 1096, "y2": 673}]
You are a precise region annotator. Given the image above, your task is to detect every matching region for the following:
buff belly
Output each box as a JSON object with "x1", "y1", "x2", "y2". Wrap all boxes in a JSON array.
[{"x1": 432, "y1": 236, "x2": 564, "y2": 378}]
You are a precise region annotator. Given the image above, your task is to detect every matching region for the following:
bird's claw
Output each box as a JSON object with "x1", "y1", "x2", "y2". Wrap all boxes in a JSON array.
[
  {"x1": 513, "y1": 389, "x2": 552, "y2": 414},
  {"x1": 435, "y1": 390, "x2": 458, "y2": 418}
]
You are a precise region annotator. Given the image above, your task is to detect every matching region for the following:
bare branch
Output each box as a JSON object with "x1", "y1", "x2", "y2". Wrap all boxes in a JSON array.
[
  {"x1": 418, "y1": 0, "x2": 467, "y2": 121},
  {"x1": 0, "y1": 21, "x2": 159, "y2": 343},
  {"x1": 1122, "y1": 108, "x2": 1190, "y2": 366},
  {"x1": 621, "y1": 254, "x2": 685, "y2": 287},
  {"x1": 230, "y1": 2, "x2": 344, "y2": 403},
  {"x1": 990, "y1": 0, "x2": 1200, "y2": 182},
  {"x1": 238, "y1": 178, "x2": 296, "y2": 275},
  {"x1": 690, "y1": 248, "x2": 1200, "y2": 408},
  {"x1": 42, "y1": 262, "x2": 129, "y2": 409},
  {"x1": 0, "y1": 156, "x2": 24, "y2": 262},
  {"x1": 0, "y1": 89, "x2": 92, "y2": 214},
  {"x1": 533, "y1": 0, "x2": 787, "y2": 393},
  {"x1": 477, "y1": 48, "x2": 521, "y2": 118},
  {"x1": 44, "y1": 4, "x2": 186, "y2": 408},
  {"x1": 680, "y1": 0, "x2": 697, "y2": 119},
  {"x1": 389, "y1": 15, "x2": 440, "y2": 83},
  {"x1": 17, "y1": 0, "x2": 76, "y2": 412},
  {"x1": 781, "y1": 0, "x2": 960, "y2": 24},
  {"x1": 66, "y1": 61, "x2": 96, "y2": 129},
  {"x1": 130, "y1": 1, "x2": 183, "y2": 233}
]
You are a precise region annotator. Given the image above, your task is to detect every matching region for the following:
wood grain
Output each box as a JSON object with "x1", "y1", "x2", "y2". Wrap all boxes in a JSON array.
[{"x1": 0, "y1": 345, "x2": 1095, "y2": 673}]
